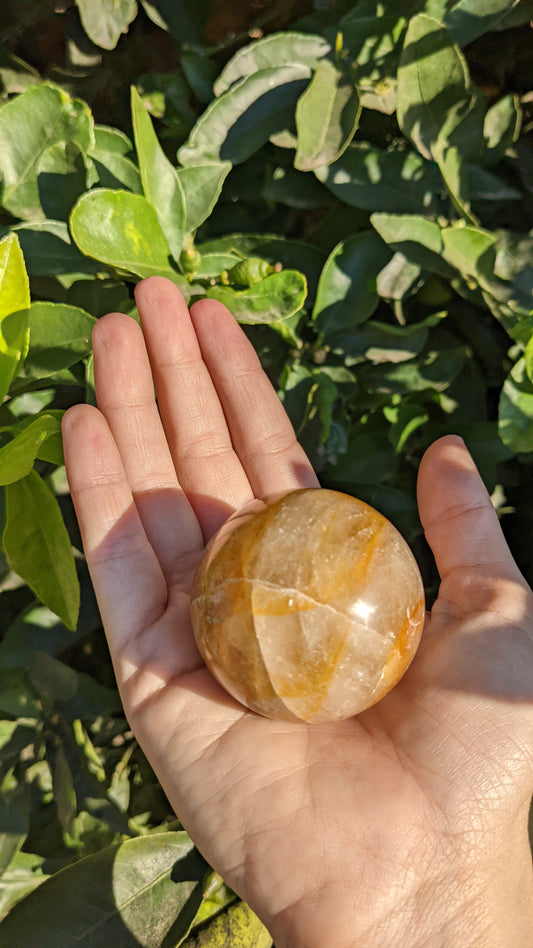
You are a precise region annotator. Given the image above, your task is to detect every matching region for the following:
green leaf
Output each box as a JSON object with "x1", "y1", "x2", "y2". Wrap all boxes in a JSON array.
[
  {"x1": 7, "y1": 221, "x2": 99, "y2": 276},
  {"x1": 396, "y1": 15, "x2": 479, "y2": 163},
  {"x1": 442, "y1": 226, "x2": 497, "y2": 282},
  {"x1": 3, "y1": 470, "x2": 80, "y2": 630},
  {"x1": 184, "y1": 899, "x2": 272, "y2": 947},
  {"x1": 89, "y1": 143, "x2": 141, "y2": 194},
  {"x1": 263, "y1": 166, "x2": 329, "y2": 210},
  {"x1": 93, "y1": 125, "x2": 133, "y2": 155},
  {"x1": 178, "y1": 66, "x2": 311, "y2": 167},
  {"x1": 177, "y1": 162, "x2": 231, "y2": 234},
  {"x1": 51, "y1": 744, "x2": 77, "y2": 834},
  {"x1": 0, "y1": 414, "x2": 61, "y2": 486},
  {"x1": 207, "y1": 270, "x2": 307, "y2": 323},
  {"x1": 312, "y1": 232, "x2": 391, "y2": 337},
  {"x1": 483, "y1": 94, "x2": 522, "y2": 166},
  {"x1": 23, "y1": 302, "x2": 96, "y2": 378},
  {"x1": 498, "y1": 356, "x2": 533, "y2": 453},
  {"x1": 70, "y1": 189, "x2": 174, "y2": 278},
  {"x1": 326, "y1": 312, "x2": 445, "y2": 366},
  {"x1": 465, "y1": 163, "x2": 521, "y2": 202},
  {"x1": 370, "y1": 212, "x2": 453, "y2": 277},
  {"x1": 0, "y1": 234, "x2": 30, "y2": 323},
  {"x1": 0, "y1": 832, "x2": 205, "y2": 946},
  {"x1": 197, "y1": 233, "x2": 325, "y2": 295},
  {"x1": 525, "y1": 336, "x2": 533, "y2": 383},
  {"x1": 0, "y1": 668, "x2": 41, "y2": 718},
  {"x1": 214, "y1": 32, "x2": 330, "y2": 96},
  {"x1": 74, "y1": 0, "x2": 138, "y2": 50},
  {"x1": 0, "y1": 852, "x2": 47, "y2": 921},
  {"x1": 0, "y1": 83, "x2": 93, "y2": 220},
  {"x1": 443, "y1": 0, "x2": 522, "y2": 46},
  {"x1": 315, "y1": 142, "x2": 441, "y2": 214},
  {"x1": 0, "y1": 233, "x2": 30, "y2": 402},
  {"x1": 294, "y1": 61, "x2": 360, "y2": 172},
  {"x1": 131, "y1": 86, "x2": 186, "y2": 260},
  {"x1": 376, "y1": 252, "x2": 422, "y2": 300},
  {"x1": 140, "y1": 0, "x2": 207, "y2": 45},
  {"x1": 27, "y1": 652, "x2": 79, "y2": 704},
  {"x1": 340, "y1": 13, "x2": 407, "y2": 86},
  {"x1": 0, "y1": 788, "x2": 29, "y2": 877}
]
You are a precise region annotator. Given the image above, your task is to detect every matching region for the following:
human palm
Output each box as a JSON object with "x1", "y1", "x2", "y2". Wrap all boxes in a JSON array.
[{"x1": 63, "y1": 277, "x2": 533, "y2": 947}]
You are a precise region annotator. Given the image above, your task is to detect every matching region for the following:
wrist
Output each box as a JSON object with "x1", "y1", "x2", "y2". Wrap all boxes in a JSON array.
[{"x1": 268, "y1": 830, "x2": 533, "y2": 948}]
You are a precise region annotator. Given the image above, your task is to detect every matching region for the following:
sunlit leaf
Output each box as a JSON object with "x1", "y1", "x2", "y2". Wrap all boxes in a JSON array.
[
  {"x1": 178, "y1": 66, "x2": 310, "y2": 166},
  {"x1": 70, "y1": 189, "x2": 175, "y2": 279},
  {"x1": 0, "y1": 833, "x2": 206, "y2": 947},
  {"x1": 294, "y1": 61, "x2": 360, "y2": 172},
  {"x1": 74, "y1": 0, "x2": 138, "y2": 50}
]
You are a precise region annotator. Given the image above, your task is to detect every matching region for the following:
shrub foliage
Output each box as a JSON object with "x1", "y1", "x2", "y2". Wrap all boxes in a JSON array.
[{"x1": 0, "y1": 0, "x2": 532, "y2": 943}]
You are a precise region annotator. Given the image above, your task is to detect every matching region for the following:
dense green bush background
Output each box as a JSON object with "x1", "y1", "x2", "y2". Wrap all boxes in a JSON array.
[{"x1": 0, "y1": 1, "x2": 532, "y2": 943}]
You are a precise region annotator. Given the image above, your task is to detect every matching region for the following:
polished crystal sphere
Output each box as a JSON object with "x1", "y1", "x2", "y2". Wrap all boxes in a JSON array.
[{"x1": 191, "y1": 489, "x2": 425, "y2": 723}]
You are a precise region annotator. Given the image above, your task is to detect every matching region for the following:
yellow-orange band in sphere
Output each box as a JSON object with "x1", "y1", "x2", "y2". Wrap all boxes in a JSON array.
[{"x1": 191, "y1": 489, "x2": 425, "y2": 723}]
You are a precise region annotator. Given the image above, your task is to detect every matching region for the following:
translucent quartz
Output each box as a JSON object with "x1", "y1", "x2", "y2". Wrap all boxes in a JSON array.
[{"x1": 191, "y1": 489, "x2": 425, "y2": 723}]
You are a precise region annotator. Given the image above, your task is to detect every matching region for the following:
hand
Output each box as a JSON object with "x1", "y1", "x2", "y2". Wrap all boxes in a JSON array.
[{"x1": 62, "y1": 277, "x2": 533, "y2": 948}]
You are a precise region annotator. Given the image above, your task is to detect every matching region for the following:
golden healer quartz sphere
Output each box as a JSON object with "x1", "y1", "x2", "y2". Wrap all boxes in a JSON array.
[{"x1": 190, "y1": 489, "x2": 425, "y2": 723}]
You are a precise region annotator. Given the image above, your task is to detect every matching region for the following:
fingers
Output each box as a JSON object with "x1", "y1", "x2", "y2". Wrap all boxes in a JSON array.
[
  {"x1": 417, "y1": 435, "x2": 527, "y2": 611},
  {"x1": 135, "y1": 278, "x2": 254, "y2": 536},
  {"x1": 189, "y1": 298, "x2": 319, "y2": 497},
  {"x1": 135, "y1": 278, "x2": 318, "y2": 535},
  {"x1": 92, "y1": 312, "x2": 204, "y2": 583}
]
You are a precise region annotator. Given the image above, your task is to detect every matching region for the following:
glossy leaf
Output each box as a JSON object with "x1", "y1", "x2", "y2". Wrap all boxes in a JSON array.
[
  {"x1": 8, "y1": 221, "x2": 98, "y2": 276},
  {"x1": 397, "y1": 15, "x2": 475, "y2": 162},
  {"x1": 315, "y1": 143, "x2": 441, "y2": 214},
  {"x1": 328, "y1": 312, "x2": 445, "y2": 366},
  {"x1": 499, "y1": 356, "x2": 533, "y2": 453},
  {"x1": 184, "y1": 899, "x2": 273, "y2": 947},
  {"x1": 74, "y1": 0, "x2": 138, "y2": 50},
  {"x1": 70, "y1": 189, "x2": 174, "y2": 278},
  {"x1": 89, "y1": 143, "x2": 141, "y2": 194},
  {"x1": 176, "y1": 162, "x2": 231, "y2": 234},
  {"x1": 207, "y1": 270, "x2": 307, "y2": 323},
  {"x1": 294, "y1": 61, "x2": 360, "y2": 171},
  {"x1": 24, "y1": 302, "x2": 96, "y2": 378},
  {"x1": 442, "y1": 226, "x2": 497, "y2": 282},
  {"x1": 178, "y1": 66, "x2": 311, "y2": 166},
  {"x1": 0, "y1": 414, "x2": 61, "y2": 486},
  {"x1": 0, "y1": 83, "x2": 93, "y2": 220},
  {"x1": 340, "y1": 13, "x2": 406, "y2": 83},
  {"x1": 0, "y1": 832, "x2": 205, "y2": 946},
  {"x1": 131, "y1": 86, "x2": 186, "y2": 259},
  {"x1": 214, "y1": 32, "x2": 330, "y2": 96},
  {"x1": 376, "y1": 252, "x2": 422, "y2": 300},
  {"x1": 0, "y1": 233, "x2": 30, "y2": 322},
  {"x1": 93, "y1": 125, "x2": 133, "y2": 155},
  {"x1": 370, "y1": 213, "x2": 453, "y2": 277},
  {"x1": 197, "y1": 233, "x2": 325, "y2": 295},
  {"x1": 312, "y1": 232, "x2": 391, "y2": 337},
  {"x1": 0, "y1": 233, "x2": 30, "y2": 402},
  {"x1": 483, "y1": 94, "x2": 522, "y2": 166},
  {"x1": 0, "y1": 852, "x2": 47, "y2": 921},
  {"x1": 3, "y1": 471, "x2": 80, "y2": 631}
]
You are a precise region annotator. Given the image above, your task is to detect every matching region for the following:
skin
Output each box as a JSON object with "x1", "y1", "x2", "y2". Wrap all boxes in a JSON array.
[{"x1": 62, "y1": 276, "x2": 533, "y2": 947}]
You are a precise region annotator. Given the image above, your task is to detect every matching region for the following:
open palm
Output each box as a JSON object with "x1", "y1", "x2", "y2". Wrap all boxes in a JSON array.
[{"x1": 63, "y1": 277, "x2": 533, "y2": 948}]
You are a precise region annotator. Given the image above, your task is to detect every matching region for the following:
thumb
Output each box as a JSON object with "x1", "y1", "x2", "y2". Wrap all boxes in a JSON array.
[{"x1": 417, "y1": 435, "x2": 525, "y2": 599}]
